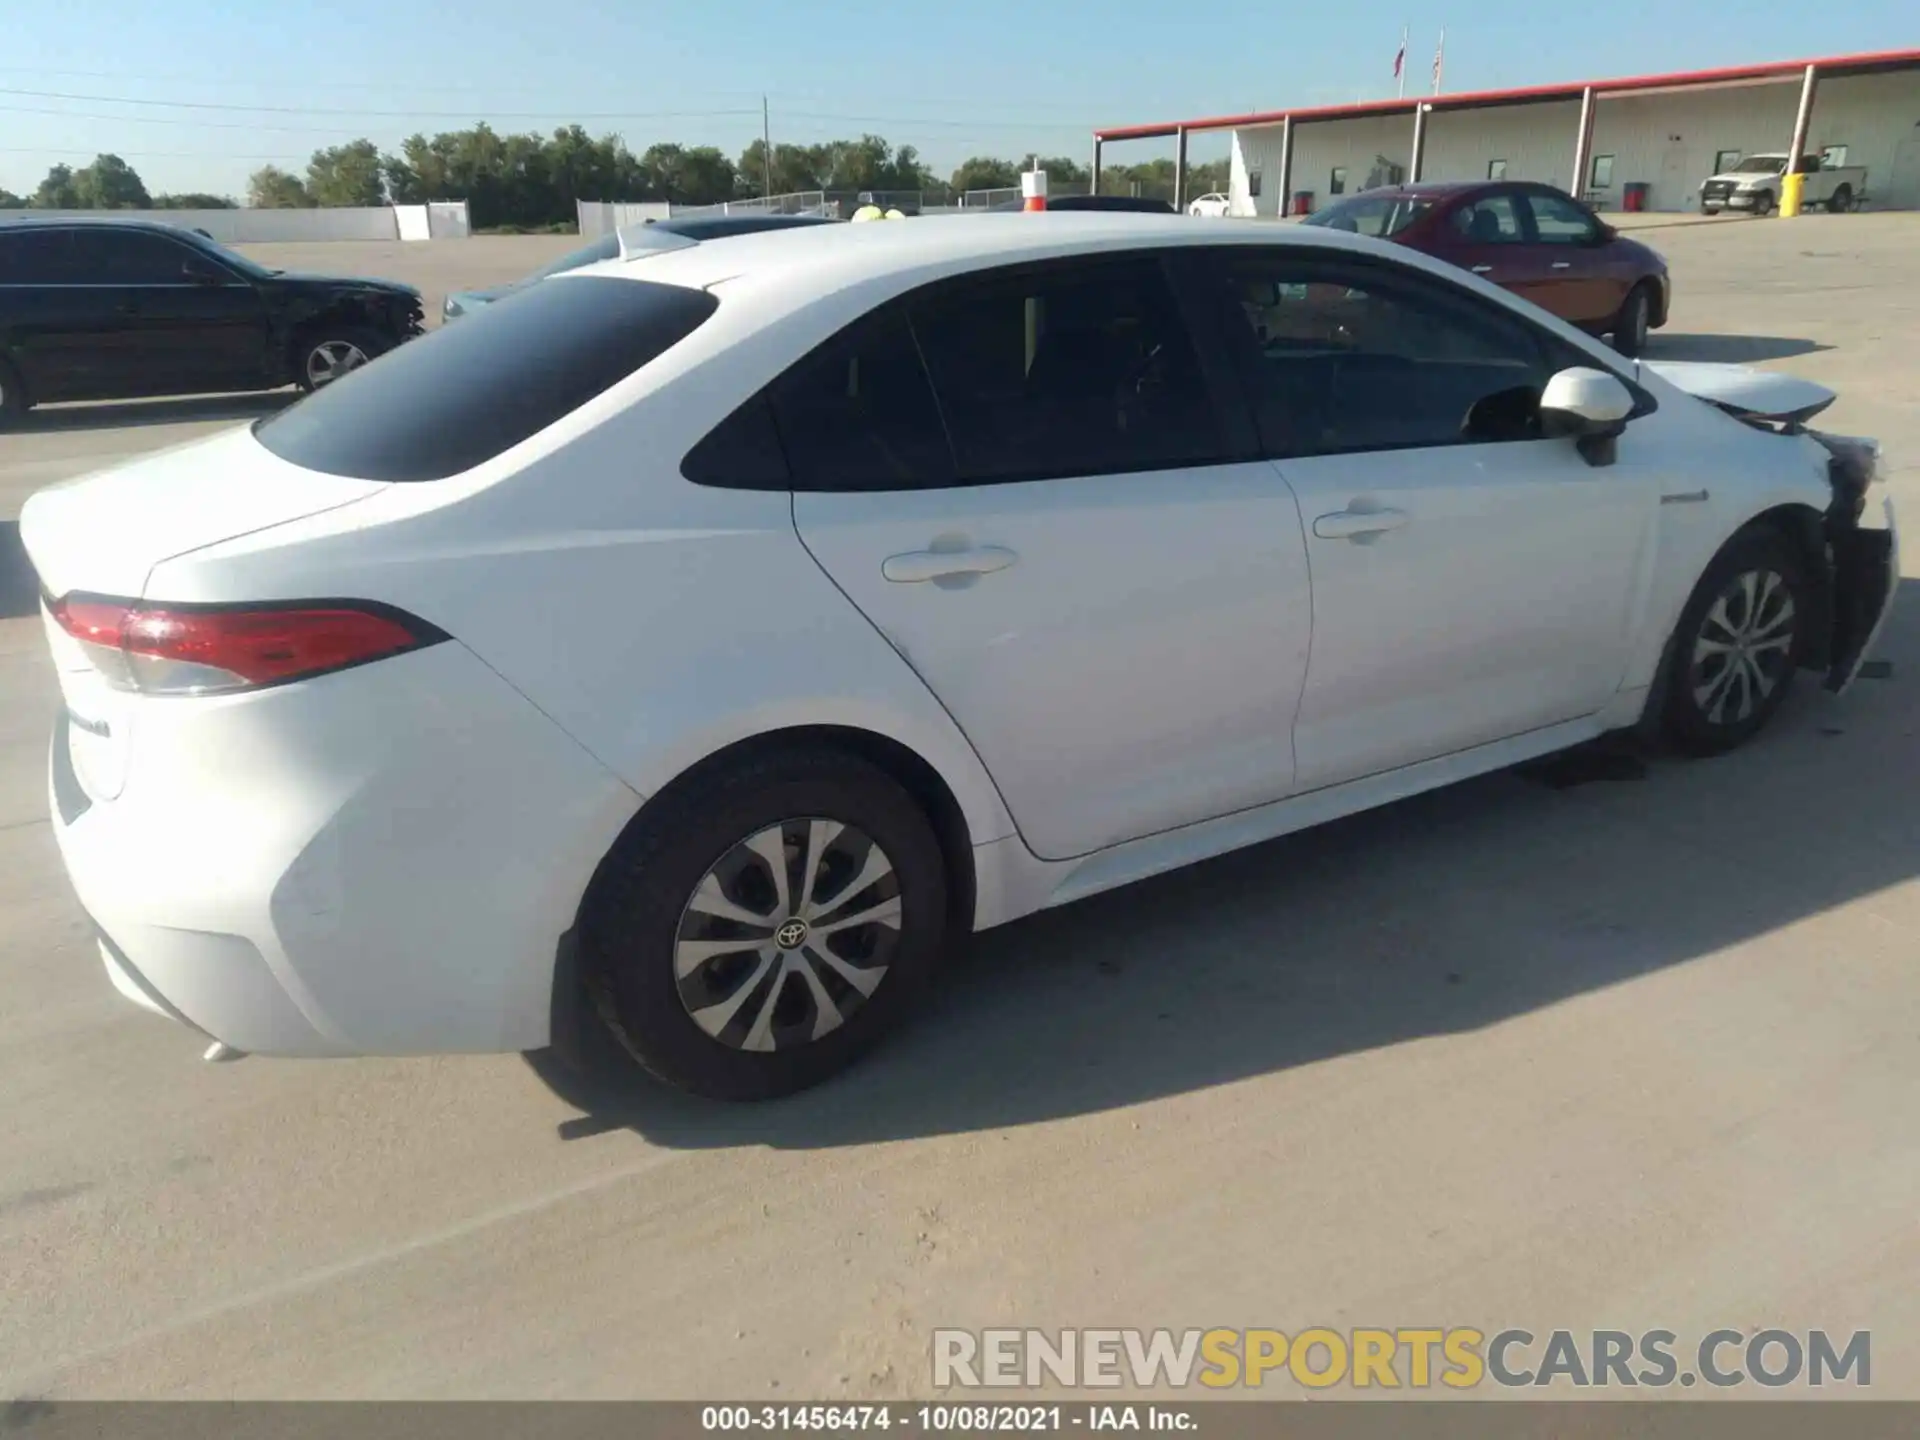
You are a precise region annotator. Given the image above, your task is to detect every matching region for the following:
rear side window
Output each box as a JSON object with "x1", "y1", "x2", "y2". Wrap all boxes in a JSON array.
[
  {"x1": 0, "y1": 228, "x2": 76, "y2": 284},
  {"x1": 256, "y1": 276, "x2": 718, "y2": 481}
]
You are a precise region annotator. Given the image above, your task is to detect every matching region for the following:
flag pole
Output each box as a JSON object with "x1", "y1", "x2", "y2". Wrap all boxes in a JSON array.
[
  {"x1": 1433, "y1": 27, "x2": 1446, "y2": 95},
  {"x1": 1398, "y1": 25, "x2": 1408, "y2": 99}
]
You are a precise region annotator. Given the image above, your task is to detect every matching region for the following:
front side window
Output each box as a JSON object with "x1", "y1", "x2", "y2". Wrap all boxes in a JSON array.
[
  {"x1": 1589, "y1": 154, "x2": 1616, "y2": 189},
  {"x1": 1525, "y1": 191, "x2": 1600, "y2": 245},
  {"x1": 906, "y1": 256, "x2": 1223, "y2": 484},
  {"x1": 1215, "y1": 252, "x2": 1563, "y2": 458},
  {"x1": 1449, "y1": 193, "x2": 1525, "y2": 244}
]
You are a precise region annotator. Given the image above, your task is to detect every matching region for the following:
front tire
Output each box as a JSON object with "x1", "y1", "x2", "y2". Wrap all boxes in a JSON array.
[
  {"x1": 1611, "y1": 283, "x2": 1653, "y2": 357},
  {"x1": 1658, "y1": 528, "x2": 1810, "y2": 756},
  {"x1": 295, "y1": 326, "x2": 389, "y2": 393},
  {"x1": 1752, "y1": 190, "x2": 1776, "y2": 217},
  {"x1": 578, "y1": 748, "x2": 949, "y2": 1100}
]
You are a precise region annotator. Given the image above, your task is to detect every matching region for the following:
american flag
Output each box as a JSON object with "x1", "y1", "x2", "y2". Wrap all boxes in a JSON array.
[{"x1": 1393, "y1": 38, "x2": 1405, "y2": 79}]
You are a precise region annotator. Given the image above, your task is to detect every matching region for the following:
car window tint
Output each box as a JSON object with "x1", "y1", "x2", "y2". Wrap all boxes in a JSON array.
[
  {"x1": 681, "y1": 394, "x2": 791, "y2": 489},
  {"x1": 1449, "y1": 194, "x2": 1525, "y2": 244},
  {"x1": 907, "y1": 257, "x2": 1223, "y2": 483},
  {"x1": 0, "y1": 228, "x2": 76, "y2": 284},
  {"x1": 765, "y1": 308, "x2": 956, "y2": 491},
  {"x1": 70, "y1": 228, "x2": 194, "y2": 284},
  {"x1": 1526, "y1": 192, "x2": 1598, "y2": 244},
  {"x1": 256, "y1": 275, "x2": 718, "y2": 482},
  {"x1": 1218, "y1": 254, "x2": 1554, "y2": 457}
]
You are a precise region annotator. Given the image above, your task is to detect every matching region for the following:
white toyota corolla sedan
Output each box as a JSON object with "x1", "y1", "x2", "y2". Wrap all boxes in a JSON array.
[{"x1": 22, "y1": 215, "x2": 1897, "y2": 1101}]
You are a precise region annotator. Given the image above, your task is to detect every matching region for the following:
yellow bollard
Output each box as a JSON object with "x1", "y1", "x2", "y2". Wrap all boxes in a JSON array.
[{"x1": 1779, "y1": 171, "x2": 1804, "y2": 218}]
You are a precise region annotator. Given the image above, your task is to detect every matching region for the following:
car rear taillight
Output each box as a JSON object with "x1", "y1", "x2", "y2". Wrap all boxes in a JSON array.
[{"x1": 46, "y1": 594, "x2": 447, "y2": 696}]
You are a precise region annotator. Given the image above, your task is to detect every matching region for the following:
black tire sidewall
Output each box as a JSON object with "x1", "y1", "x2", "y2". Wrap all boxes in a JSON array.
[
  {"x1": 295, "y1": 326, "x2": 390, "y2": 393},
  {"x1": 0, "y1": 357, "x2": 27, "y2": 425},
  {"x1": 1659, "y1": 528, "x2": 1809, "y2": 756},
  {"x1": 1613, "y1": 286, "x2": 1650, "y2": 356},
  {"x1": 579, "y1": 750, "x2": 949, "y2": 1101}
]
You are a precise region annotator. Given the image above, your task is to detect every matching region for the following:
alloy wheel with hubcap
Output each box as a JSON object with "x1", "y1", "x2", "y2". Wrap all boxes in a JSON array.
[
  {"x1": 674, "y1": 817, "x2": 902, "y2": 1053},
  {"x1": 305, "y1": 340, "x2": 370, "y2": 388},
  {"x1": 1689, "y1": 568, "x2": 1796, "y2": 726},
  {"x1": 579, "y1": 747, "x2": 948, "y2": 1100},
  {"x1": 1660, "y1": 529, "x2": 1807, "y2": 755}
]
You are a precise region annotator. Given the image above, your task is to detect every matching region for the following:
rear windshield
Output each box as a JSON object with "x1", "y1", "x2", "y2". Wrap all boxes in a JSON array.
[{"x1": 255, "y1": 275, "x2": 718, "y2": 481}]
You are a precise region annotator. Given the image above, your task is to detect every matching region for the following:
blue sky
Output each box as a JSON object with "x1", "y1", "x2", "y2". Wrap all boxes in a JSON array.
[{"x1": 1, "y1": 0, "x2": 1912, "y2": 198}]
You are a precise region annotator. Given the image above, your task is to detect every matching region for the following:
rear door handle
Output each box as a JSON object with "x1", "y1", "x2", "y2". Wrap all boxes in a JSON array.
[
  {"x1": 881, "y1": 545, "x2": 1019, "y2": 583},
  {"x1": 1313, "y1": 508, "x2": 1409, "y2": 541}
]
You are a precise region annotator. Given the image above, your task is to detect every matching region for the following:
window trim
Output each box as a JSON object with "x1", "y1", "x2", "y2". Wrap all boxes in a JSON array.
[
  {"x1": 1190, "y1": 244, "x2": 1655, "y2": 462},
  {"x1": 1486, "y1": 159, "x2": 1508, "y2": 181}
]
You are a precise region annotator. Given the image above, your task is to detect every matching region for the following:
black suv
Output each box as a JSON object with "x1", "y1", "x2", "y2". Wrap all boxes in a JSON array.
[{"x1": 0, "y1": 218, "x2": 425, "y2": 424}]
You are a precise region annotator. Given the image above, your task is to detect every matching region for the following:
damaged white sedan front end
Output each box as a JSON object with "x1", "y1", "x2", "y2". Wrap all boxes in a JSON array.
[{"x1": 1644, "y1": 359, "x2": 1898, "y2": 697}]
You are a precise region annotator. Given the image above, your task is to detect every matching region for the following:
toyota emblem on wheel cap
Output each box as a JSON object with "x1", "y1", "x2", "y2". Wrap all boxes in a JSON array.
[{"x1": 775, "y1": 919, "x2": 810, "y2": 950}]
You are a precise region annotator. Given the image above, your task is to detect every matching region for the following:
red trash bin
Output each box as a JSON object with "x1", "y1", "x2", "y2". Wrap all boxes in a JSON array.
[
  {"x1": 1622, "y1": 182, "x2": 1650, "y2": 213},
  {"x1": 1290, "y1": 191, "x2": 1314, "y2": 216}
]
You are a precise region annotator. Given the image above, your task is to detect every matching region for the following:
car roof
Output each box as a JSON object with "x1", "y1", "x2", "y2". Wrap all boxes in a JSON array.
[
  {"x1": 567, "y1": 211, "x2": 1446, "y2": 309},
  {"x1": 650, "y1": 213, "x2": 837, "y2": 238},
  {"x1": 0, "y1": 215, "x2": 210, "y2": 236}
]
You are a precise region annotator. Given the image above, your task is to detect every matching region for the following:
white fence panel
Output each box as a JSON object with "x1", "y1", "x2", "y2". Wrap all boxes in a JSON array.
[
  {"x1": 426, "y1": 201, "x2": 470, "y2": 238},
  {"x1": 394, "y1": 205, "x2": 432, "y2": 241}
]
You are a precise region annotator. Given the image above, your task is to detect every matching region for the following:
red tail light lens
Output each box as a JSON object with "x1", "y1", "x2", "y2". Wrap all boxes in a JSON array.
[{"x1": 46, "y1": 594, "x2": 446, "y2": 696}]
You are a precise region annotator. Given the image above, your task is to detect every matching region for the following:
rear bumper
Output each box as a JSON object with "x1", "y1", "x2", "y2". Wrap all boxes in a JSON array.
[{"x1": 48, "y1": 641, "x2": 639, "y2": 1057}]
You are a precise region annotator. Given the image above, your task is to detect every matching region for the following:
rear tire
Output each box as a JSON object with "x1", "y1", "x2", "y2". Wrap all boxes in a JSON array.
[
  {"x1": 1828, "y1": 185, "x2": 1853, "y2": 214},
  {"x1": 1752, "y1": 190, "x2": 1776, "y2": 217},
  {"x1": 1611, "y1": 283, "x2": 1653, "y2": 357},
  {"x1": 577, "y1": 747, "x2": 949, "y2": 1100},
  {"x1": 0, "y1": 358, "x2": 28, "y2": 429},
  {"x1": 1658, "y1": 527, "x2": 1810, "y2": 757},
  {"x1": 294, "y1": 326, "x2": 389, "y2": 393}
]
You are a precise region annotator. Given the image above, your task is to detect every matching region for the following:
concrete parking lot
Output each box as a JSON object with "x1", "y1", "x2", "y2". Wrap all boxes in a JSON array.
[{"x1": 1, "y1": 214, "x2": 1917, "y2": 1400}]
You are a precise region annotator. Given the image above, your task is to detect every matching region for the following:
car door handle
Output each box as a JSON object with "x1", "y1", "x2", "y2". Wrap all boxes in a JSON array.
[
  {"x1": 1551, "y1": 261, "x2": 1573, "y2": 270},
  {"x1": 1471, "y1": 264, "x2": 1495, "y2": 274},
  {"x1": 881, "y1": 546, "x2": 1019, "y2": 583},
  {"x1": 1313, "y1": 508, "x2": 1409, "y2": 540}
]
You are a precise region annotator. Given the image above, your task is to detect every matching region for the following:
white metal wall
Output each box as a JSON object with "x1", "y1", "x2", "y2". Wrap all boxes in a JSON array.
[
  {"x1": 1226, "y1": 65, "x2": 1920, "y2": 216},
  {"x1": 0, "y1": 204, "x2": 473, "y2": 242}
]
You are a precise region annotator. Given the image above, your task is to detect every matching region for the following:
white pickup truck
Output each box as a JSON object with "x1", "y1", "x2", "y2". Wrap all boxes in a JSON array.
[{"x1": 1699, "y1": 152, "x2": 1867, "y2": 216}]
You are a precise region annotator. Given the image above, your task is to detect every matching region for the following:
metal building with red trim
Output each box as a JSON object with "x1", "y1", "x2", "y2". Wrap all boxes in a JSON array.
[{"x1": 1092, "y1": 47, "x2": 1920, "y2": 216}]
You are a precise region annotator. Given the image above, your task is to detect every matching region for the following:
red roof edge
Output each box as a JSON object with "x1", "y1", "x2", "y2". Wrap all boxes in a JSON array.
[{"x1": 1094, "y1": 45, "x2": 1920, "y2": 141}]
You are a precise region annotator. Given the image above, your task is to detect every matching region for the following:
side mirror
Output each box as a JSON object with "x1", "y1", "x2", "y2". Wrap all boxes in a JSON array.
[{"x1": 1541, "y1": 366, "x2": 1636, "y2": 467}]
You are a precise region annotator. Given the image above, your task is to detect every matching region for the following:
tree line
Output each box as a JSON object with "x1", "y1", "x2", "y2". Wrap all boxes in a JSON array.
[{"x1": 3, "y1": 129, "x2": 1231, "y2": 230}]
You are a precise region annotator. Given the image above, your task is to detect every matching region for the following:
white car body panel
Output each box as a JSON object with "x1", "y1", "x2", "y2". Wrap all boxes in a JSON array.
[
  {"x1": 16, "y1": 214, "x2": 1892, "y2": 1058},
  {"x1": 794, "y1": 462, "x2": 1313, "y2": 861}
]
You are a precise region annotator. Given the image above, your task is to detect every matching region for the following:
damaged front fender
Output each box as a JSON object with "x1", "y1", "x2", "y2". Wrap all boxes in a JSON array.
[{"x1": 1811, "y1": 430, "x2": 1899, "y2": 694}]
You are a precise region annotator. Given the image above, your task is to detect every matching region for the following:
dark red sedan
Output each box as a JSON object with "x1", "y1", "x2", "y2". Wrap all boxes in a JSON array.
[{"x1": 1300, "y1": 180, "x2": 1670, "y2": 355}]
